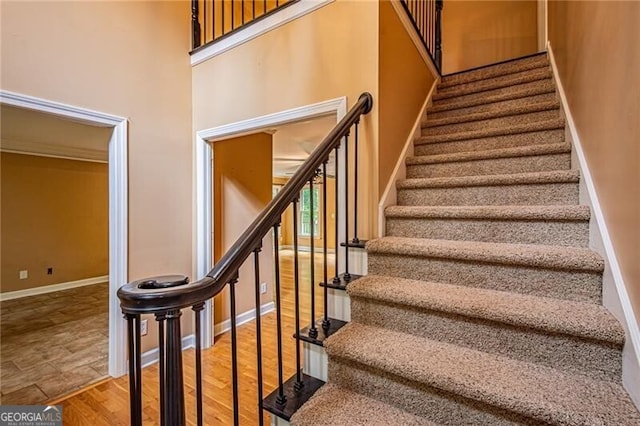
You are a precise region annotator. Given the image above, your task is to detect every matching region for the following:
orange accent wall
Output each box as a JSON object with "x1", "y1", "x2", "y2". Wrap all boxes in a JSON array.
[{"x1": 1, "y1": 153, "x2": 108, "y2": 292}]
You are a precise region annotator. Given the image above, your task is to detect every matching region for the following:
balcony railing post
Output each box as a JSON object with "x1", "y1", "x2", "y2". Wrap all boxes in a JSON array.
[
  {"x1": 435, "y1": 0, "x2": 443, "y2": 71},
  {"x1": 191, "y1": 0, "x2": 201, "y2": 49}
]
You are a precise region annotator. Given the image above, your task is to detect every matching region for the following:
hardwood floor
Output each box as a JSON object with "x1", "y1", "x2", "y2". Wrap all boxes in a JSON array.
[
  {"x1": 0, "y1": 283, "x2": 109, "y2": 405},
  {"x1": 56, "y1": 250, "x2": 335, "y2": 425}
]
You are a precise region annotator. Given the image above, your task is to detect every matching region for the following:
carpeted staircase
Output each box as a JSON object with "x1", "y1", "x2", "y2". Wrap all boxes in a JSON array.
[{"x1": 291, "y1": 53, "x2": 640, "y2": 424}]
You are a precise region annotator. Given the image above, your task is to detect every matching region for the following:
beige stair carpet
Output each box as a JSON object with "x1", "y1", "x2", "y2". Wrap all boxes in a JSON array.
[{"x1": 291, "y1": 52, "x2": 640, "y2": 425}]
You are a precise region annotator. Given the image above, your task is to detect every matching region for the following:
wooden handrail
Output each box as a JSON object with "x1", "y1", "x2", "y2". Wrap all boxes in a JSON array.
[{"x1": 117, "y1": 93, "x2": 373, "y2": 315}]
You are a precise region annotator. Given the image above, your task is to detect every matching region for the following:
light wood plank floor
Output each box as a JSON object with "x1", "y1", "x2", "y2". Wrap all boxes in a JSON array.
[
  {"x1": 56, "y1": 250, "x2": 335, "y2": 425},
  {"x1": 0, "y1": 283, "x2": 109, "y2": 404}
]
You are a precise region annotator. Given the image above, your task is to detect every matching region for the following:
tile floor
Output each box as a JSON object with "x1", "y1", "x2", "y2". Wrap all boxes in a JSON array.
[{"x1": 0, "y1": 282, "x2": 109, "y2": 404}]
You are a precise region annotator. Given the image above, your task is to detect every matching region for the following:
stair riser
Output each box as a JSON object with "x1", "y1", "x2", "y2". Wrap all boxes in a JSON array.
[
  {"x1": 414, "y1": 129, "x2": 565, "y2": 156},
  {"x1": 328, "y1": 359, "x2": 529, "y2": 425},
  {"x1": 440, "y1": 55, "x2": 549, "y2": 87},
  {"x1": 432, "y1": 79, "x2": 554, "y2": 108},
  {"x1": 424, "y1": 109, "x2": 560, "y2": 136},
  {"x1": 367, "y1": 254, "x2": 602, "y2": 303},
  {"x1": 385, "y1": 217, "x2": 589, "y2": 247},
  {"x1": 407, "y1": 153, "x2": 570, "y2": 179},
  {"x1": 428, "y1": 92, "x2": 557, "y2": 121},
  {"x1": 434, "y1": 71, "x2": 552, "y2": 101},
  {"x1": 351, "y1": 299, "x2": 621, "y2": 382},
  {"x1": 397, "y1": 182, "x2": 579, "y2": 207}
]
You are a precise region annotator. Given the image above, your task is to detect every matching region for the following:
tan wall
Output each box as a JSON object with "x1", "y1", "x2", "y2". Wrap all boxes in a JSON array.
[
  {"x1": 1, "y1": 153, "x2": 108, "y2": 292},
  {"x1": 213, "y1": 133, "x2": 274, "y2": 324},
  {"x1": 548, "y1": 0, "x2": 640, "y2": 323},
  {"x1": 192, "y1": 0, "x2": 379, "y2": 242},
  {"x1": 1, "y1": 1, "x2": 193, "y2": 351},
  {"x1": 442, "y1": 0, "x2": 539, "y2": 74},
  {"x1": 379, "y1": 0, "x2": 436, "y2": 193}
]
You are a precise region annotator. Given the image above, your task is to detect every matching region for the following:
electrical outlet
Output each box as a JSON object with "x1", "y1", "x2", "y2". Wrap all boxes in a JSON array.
[
  {"x1": 19, "y1": 270, "x2": 28, "y2": 280},
  {"x1": 260, "y1": 282, "x2": 267, "y2": 294},
  {"x1": 47, "y1": 267, "x2": 53, "y2": 275},
  {"x1": 141, "y1": 319, "x2": 148, "y2": 336}
]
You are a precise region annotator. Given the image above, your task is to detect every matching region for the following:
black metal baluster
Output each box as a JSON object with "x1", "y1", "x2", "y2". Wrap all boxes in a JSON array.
[
  {"x1": 308, "y1": 178, "x2": 318, "y2": 339},
  {"x1": 231, "y1": 0, "x2": 235, "y2": 31},
  {"x1": 322, "y1": 161, "x2": 330, "y2": 329},
  {"x1": 273, "y1": 223, "x2": 287, "y2": 406},
  {"x1": 435, "y1": 0, "x2": 443, "y2": 71},
  {"x1": 126, "y1": 314, "x2": 141, "y2": 426},
  {"x1": 343, "y1": 132, "x2": 351, "y2": 282},
  {"x1": 229, "y1": 275, "x2": 240, "y2": 426},
  {"x1": 292, "y1": 200, "x2": 304, "y2": 390},
  {"x1": 253, "y1": 248, "x2": 264, "y2": 425},
  {"x1": 352, "y1": 120, "x2": 360, "y2": 245},
  {"x1": 166, "y1": 309, "x2": 186, "y2": 425},
  {"x1": 213, "y1": 0, "x2": 216, "y2": 41},
  {"x1": 156, "y1": 313, "x2": 167, "y2": 426},
  {"x1": 253, "y1": 0, "x2": 256, "y2": 19},
  {"x1": 204, "y1": 0, "x2": 207, "y2": 45},
  {"x1": 332, "y1": 146, "x2": 340, "y2": 284},
  {"x1": 242, "y1": 0, "x2": 245, "y2": 24},
  {"x1": 264, "y1": 0, "x2": 267, "y2": 15},
  {"x1": 191, "y1": 0, "x2": 201, "y2": 49},
  {"x1": 222, "y1": 0, "x2": 225, "y2": 35},
  {"x1": 193, "y1": 303, "x2": 205, "y2": 426}
]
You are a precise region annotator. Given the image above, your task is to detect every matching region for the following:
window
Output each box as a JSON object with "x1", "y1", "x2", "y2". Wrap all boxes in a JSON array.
[{"x1": 299, "y1": 187, "x2": 319, "y2": 237}]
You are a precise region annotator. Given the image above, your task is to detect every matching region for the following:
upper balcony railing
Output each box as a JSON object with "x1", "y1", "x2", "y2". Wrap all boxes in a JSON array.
[
  {"x1": 191, "y1": 0, "x2": 298, "y2": 51},
  {"x1": 400, "y1": 0, "x2": 443, "y2": 73}
]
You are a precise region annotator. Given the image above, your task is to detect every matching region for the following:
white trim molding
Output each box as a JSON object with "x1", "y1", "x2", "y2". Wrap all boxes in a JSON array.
[
  {"x1": 0, "y1": 90, "x2": 129, "y2": 378},
  {"x1": 547, "y1": 44, "x2": 640, "y2": 408},
  {"x1": 378, "y1": 80, "x2": 438, "y2": 238},
  {"x1": 0, "y1": 275, "x2": 109, "y2": 301},
  {"x1": 214, "y1": 302, "x2": 275, "y2": 336},
  {"x1": 195, "y1": 96, "x2": 347, "y2": 348},
  {"x1": 390, "y1": 0, "x2": 440, "y2": 78},
  {"x1": 191, "y1": 0, "x2": 333, "y2": 66}
]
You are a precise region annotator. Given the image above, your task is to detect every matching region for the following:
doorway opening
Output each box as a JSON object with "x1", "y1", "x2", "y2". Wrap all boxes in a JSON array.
[{"x1": 0, "y1": 91, "x2": 128, "y2": 404}]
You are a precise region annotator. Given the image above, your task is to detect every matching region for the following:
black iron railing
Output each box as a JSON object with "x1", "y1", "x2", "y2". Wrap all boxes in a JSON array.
[
  {"x1": 191, "y1": 0, "x2": 298, "y2": 51},
  {"x1": 118, "y1": 93, "x2": 373, "y2": 425},
  {"x1": 400, "y1": 0, "x2": 443, "y2": 73}
]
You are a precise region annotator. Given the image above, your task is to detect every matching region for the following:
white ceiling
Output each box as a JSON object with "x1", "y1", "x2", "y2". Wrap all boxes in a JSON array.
[
  {"x1": 0, "y1": 104, "x2": 112, "y2": 162},
  {"x1": 272, "y1": 114, "x2": 337, "y2": 177}
]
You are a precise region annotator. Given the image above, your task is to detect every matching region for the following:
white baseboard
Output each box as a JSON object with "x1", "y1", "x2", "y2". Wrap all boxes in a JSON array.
[
  {"x1": 141, "y1": 334, "x2": 196, "y2": 368},
  {"x1": 378, "y1": 80, "x2": 438, "y2": 238},
  {"x1": 0, "y1": 275, "x2": 109, "y2": 301},
  {"x1": 214, "y1": 301, "x2": 275, "y2": 337},
  {"x1": 548, "y1": 42, "x2": 640, "y2": 408}
]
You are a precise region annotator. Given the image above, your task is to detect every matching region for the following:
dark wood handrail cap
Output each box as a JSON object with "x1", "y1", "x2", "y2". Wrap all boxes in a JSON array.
[{"x1": 134, "y1": 275, "x2": 190, "y2": 289}]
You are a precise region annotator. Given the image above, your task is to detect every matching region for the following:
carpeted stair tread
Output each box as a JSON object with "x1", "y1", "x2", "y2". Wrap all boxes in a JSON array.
[
  {"x1": 433, "y1": 68, "x2": 552, "y2": 101},
  {"x1": 416, "y1": 118, "x2": 565, "y2": 145},
  {"x1": 424, "y1": 100, "x2": 560, "y2": 129},
  {"x1": 347, "y1": 275, "x2": 623, "y2": 346},
  {"x1": 439, "y1": 53, "x2": 548, "y2": 88},
  {"x1": 290, "y1": 383, "x2": 439, "y2": 426},
  {"x1": 384, "y1": 204, "x2": 590, "y2": 221},
  {"x1": 428, "y1": 81, "x2": 556, "y2": 114},
  {"x1": 407, "y1": 143, "x2": 571, "y2": 166},
  {"x1": 326, "y1": 323, "x2": 640, "y2": 425},
  {"x1": 397, "y1": 170, "x2": 579, "y2": 189},
  {"x1": 365, "y1": 236, "x2": 604, "y2": 272}
]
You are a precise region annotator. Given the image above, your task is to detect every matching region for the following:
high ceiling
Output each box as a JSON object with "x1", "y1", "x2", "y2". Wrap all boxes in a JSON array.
[{"x1": 271, "y1": 114, "x2": 337, "y2": 177}]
